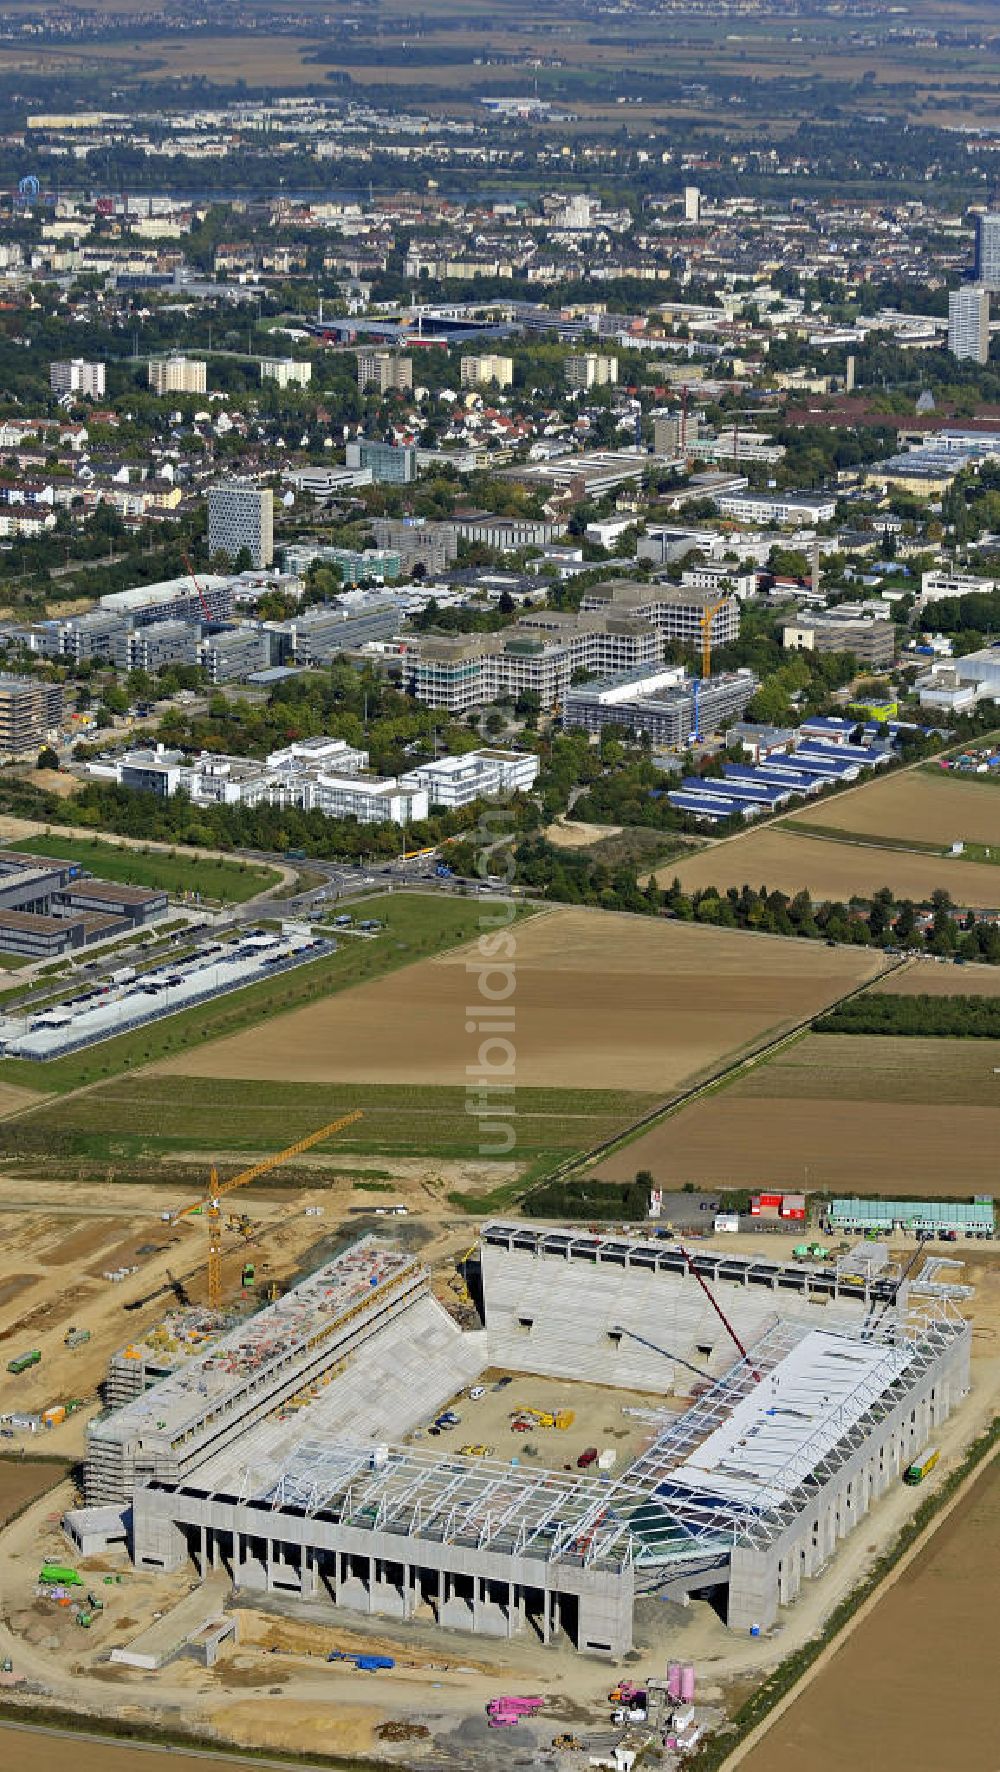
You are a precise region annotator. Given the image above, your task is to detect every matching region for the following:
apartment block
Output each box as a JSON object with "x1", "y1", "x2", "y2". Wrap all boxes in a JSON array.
[
  {"x1": 50, "y1": 358, "x2": 105, "y2": 399},
  {"x1": 566, "y1": 353, "x2": 619, "y2": 390},
  {"x1": 259, "y1": 357, "x2": 312, "y2": 388},
  {"x1": 460, "y1": 354, "x2": 514, "y2": 389},
  {"x1": 208, "y1": 481, "x2": 275, "y2": 569},
  {"x1": 147, "y1": 355, "x2": 207, "y2": 395},
  {"x1": 356, "y1": 349, "x2": 413, "y2": 395},
  {"x1": 948, "y1": 285, "x2": 990, "y2": 364}
]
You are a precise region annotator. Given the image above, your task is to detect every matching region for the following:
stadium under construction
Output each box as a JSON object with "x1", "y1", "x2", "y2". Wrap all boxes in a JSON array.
[{"x1": 78, "y1": 1224, "x2": 972, "y2": 1658}]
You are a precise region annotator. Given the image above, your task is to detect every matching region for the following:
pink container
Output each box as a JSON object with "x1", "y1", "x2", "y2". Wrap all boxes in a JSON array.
[
  {"x1": 680, "y1": 1663, "x2": 696, "y2": 1704},
  {"x1": 667, "y1": 1661, "x2": 682, "y2": 1700}
]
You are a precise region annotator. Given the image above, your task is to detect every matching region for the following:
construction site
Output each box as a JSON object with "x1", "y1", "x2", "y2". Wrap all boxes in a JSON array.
[{"x1": 60, "y1": 1215, "x2": 970, "y2": 1661}]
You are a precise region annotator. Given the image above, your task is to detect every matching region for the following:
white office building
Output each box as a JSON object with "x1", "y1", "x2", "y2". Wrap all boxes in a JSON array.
[{"x1": 399, "y1": 748, "x2": 540, "y2": 810}]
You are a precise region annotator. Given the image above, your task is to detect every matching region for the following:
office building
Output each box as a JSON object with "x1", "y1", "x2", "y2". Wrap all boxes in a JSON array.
[
  {"x1": 974, "y1": 212, "x2": 1000, "y2": 292},
  {"x1": 948, "y1": 285, "x2": 990, "y2": 364},
  {"x1": 111, "y1": 621, "x2": 200, "y2": 675},
  {"x1": 653, "y1": 410, "x2": 702, "y2": 457},
  {"x1": 198, "y1": 628, "x2": 271, "y2": 684},
  {"x1": 345, "y1": 440, "x2": 416, "y2": 485},
  {"x1": 100, "y1": 575, "x2": 235, "y2": 628},
  {"x1": 372, "y1": 516, "x2": 459, "y2": 575},
  {"x1": 404, "y1": 610, "x2": 661, "y2": 714},
  {"x1": 563, "y1": 663, "x2": 758, "y2": 748},
  {"x1": 147, "y1": 355, "x2": 208, "y2": 395},
  {"x1": 565, "y1": 353, "x2": 619, "y2": 391},
  {"x1": 49, "y1": 359, "x2": 105, "y2": 399},
  {"x1": 0, "y1": 675, "x2": 63, "y2": 753},
  {"x1": 208, "y1": 482, "x2": 274, "y2": 569},
  {"x1": 580, "y1": 580, "x2": 740, "y2": 651},
  {"x1": 356, "y1": 349, "x2": 413, "y2": 395},
  {"x1": 460, "y1": 355, "x2": 514, "y2": 390},
  {"x1": 783, "y1": 614, "x2": 896, "y2": 668}
]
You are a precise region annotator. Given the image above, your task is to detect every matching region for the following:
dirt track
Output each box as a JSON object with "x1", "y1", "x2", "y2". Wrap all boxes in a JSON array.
[{"x1": 660, "y1": 827, "x2": 1000, "y2": 907}]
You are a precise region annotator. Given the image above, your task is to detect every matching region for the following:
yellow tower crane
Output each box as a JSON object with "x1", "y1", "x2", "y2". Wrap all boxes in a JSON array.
[
  {"x1": 175, "y1": 1111, "x2": 363, "y2": 1308},
  {"x1": 700, "y1": 597, "x2": 730, "y2": 682}
]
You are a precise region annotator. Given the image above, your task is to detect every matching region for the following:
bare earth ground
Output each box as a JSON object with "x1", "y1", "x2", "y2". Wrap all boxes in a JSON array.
[
  {"x1": 600, "y1": 1033, "x2": 1000, "y2": 1195},
  {"x1": 874, "y1": 959, "x2": 1000, "y2": 995},
  {"x1": 788, "y1": 767, "x2": 1000, "y2": 847},
  {"x1": 151, "y1": 907, "x2": 884, "y2": 1094},
  {"x1": 659, "y1": 826, "x2": 1000, "y2": 906},
  {"x1": 544, "y1": 817, "x2": 623, "y2": 848}
]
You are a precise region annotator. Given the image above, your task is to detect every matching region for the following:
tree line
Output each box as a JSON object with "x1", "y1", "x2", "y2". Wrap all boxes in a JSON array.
[{"x1": 815, "y1": 992, "x2": 1000, "y2": 1037}]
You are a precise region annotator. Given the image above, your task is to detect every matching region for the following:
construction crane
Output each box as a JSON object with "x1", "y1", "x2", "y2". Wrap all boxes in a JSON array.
[
  {"x1": 175, "y1": 1112, "x2": 363, "y2": 1308},
  {"x1": 700, "y1": 597, "x2": 729, "y2": 682},
  {"x1": 182, "y1": 549, "x2": 215, "y2": 626},
  {"x1": 675, "y1": 1240, "x2": 760, "y2": 1381}
]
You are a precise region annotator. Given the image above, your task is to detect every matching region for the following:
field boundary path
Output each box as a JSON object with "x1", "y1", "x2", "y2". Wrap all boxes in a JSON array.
[
  {"x1": 0, "y1": 1717, "x2": 353, "y2": 1772},
  {"x1": 525, "y1": 950, "x2": 914, "y2": 1200},
  {"x1": 716, "y1": 1434, "x2": 1000, "y2": 1771}
]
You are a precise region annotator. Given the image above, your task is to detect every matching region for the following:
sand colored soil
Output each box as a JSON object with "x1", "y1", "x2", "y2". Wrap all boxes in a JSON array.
[
  {"x1": 0, "y1": 1080, "x2": 45, "y2": 1118},
  {"x1": 790, "y1": 767, "x2": 1000, "y2": 847},
  {"x1": 0, "y1": 1460, "x2": 64, "y2": 1526},
  {"x1": 660, "y1": 826, "x2": 1000, "y2": 907},
  {"x1": 152, "y1": 908, "x2": 883, "y2": 1094},
  {"x1": 874, "y1": 960, "x2": 1000, "y2": 995},
  {"x1": 741, "y1": 1455, "x2": 1000, "y2": 1772},
  {"x1": 604, "y1": 1033, "x2": 1000, "y2": 1194},
  {"x1": 545, "y1": 817, "x2": 623, "y2": 847}
]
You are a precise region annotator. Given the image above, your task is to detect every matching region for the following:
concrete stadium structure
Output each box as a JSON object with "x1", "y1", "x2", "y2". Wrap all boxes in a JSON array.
[{"x1": 83, "y1": 1225, "x2": 972, "y2": 1658}]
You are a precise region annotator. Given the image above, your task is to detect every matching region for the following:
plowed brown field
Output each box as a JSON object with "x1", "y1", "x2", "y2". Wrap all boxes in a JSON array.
[
  {"x1": 741, "y1": 1454, "x2": 1000, "y2": 1772},
  {"x1": 152, "y1": 908, "x2": 883, "y2": 1094},
  {"x1": 789, "y1": 767, "x2": 1000, "y2": 846},
  {"x1": 659, "y1": 828, "x2": 1000, "y2": 906},
  {"x1": 602, "y1": 1032, "x2": 1000, "y2": 1194}
]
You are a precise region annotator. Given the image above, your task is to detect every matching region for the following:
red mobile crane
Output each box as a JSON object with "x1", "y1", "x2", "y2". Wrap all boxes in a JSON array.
[{"x1": 182, "y1": 551, "x2": 214, "y2": 625}]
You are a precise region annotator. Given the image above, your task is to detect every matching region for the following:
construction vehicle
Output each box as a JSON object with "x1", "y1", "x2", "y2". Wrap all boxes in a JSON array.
[
  {"x1": 487, "y1": 1696, "x2": 543, "y2": 1728},
  {"x1": 904, "y1": 1446, "x2": 939, "y2": 1485},
  {"x1": 39, "y1": 1565, "x2": 83, "y2": 1588},
  {"x1": 171, "y1": 1111, "x2": 363, "y2": 1309},
  {"x1": 64, "y1": 1328, "x2": 91, "y2": 1350},
  {"x1": 459, "y1": 1443, "x2": 491, "y2": 1458},
  {"x1": 7, "y1": 1350, "x2": 41, "y2": 1376},
  {"x1": 241, "y1": 1261, "x2": 256, "y2": 1289},
  {"x1": 552, "y1": 1735, "x2": 583, "y2": 1751}
]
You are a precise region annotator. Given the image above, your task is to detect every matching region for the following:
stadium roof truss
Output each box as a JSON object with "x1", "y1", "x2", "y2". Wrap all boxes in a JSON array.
[{"x1": 224, "y1": 1294, "x2": 967, "y2": 1576}]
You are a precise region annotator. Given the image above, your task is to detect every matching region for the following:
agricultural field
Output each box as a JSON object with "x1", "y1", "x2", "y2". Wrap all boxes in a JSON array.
[
  {"x1": 874, "y1": 962, "x2": 1000, "y2": 997},
  {"x1": 153, "y1": 907, "x2": 886, "y2": 1095},
  {"x1": 742, "y1": 1456, "x2": 1000, "y2": 1772},
  {"x1": 3, "y1": 836, "x2": 278, "y2": 904},
  {"x1": 660, "y1": 827, "x2": 1000, "y2": 909},
  {"x1": 0, "y1": 1075, "x2": 657, "y2": 1174},
  {"x1": 601, "y1": 1033, "x2": 1000, "y2": 1196},
  {"x1": 788, "y1": 770, "x2": 1000, "y2": 850}
]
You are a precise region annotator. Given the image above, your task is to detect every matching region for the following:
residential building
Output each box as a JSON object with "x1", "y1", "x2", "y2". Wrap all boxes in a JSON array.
[
  {"x1": 974, "y1": 212, "x2": 1000, "y2": 292},
  {"x1": 198, "y1": 628, "x2": 271, "y2": 684},
  {"x1": 49, "y1": 358, "x2": 105, "y2": 399},
  {"x1": 147, "y1": 355, "x2": 207, "y2": 395},
  {"x1": 460, "y1": 355, "x2": 514, "y2": 389},
  {"x1": 783, "y1": 614, "x2": 896, "y2": 668},
  {"x1": 684, "y1": 185, "x2": 702, "y2": 223},
  {"x1": 345, "y1": 440, "x2": 416, "y2": 485},
  {"x1": 258, "y1": 357, "x2": 312, "y2": 388},
  {"x1": 356, "y1": 349, "x2": 413, "y2": 395},
  {"x1": 653, "y1": 410, "x2": 702, "y2": 456},
  {"x1": 208, "y1": 482, "x2": 274, "y2": 569},
  {"x1": 0, "y1": 675, "x2": 63, "y2": 753},
  {"x1": 948, "y1": 286, "x2": 990, "y2": 364},
  {"x1": 565, "y1": 353, "x2": 619, "y2": 391}
]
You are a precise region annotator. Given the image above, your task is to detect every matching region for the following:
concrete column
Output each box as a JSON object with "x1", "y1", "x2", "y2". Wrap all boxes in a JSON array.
[
  {"x1": 542, "y1": 1588, "x2": 551, "y2": 1645},
  {"x1": 438, "y1": 1567, "x2": 445, "y2": 1620},
  {"x1": 472, "y1": 1576, "x2": 481, "y2": 1633},
  {"x1": 507, "y1": 1582, "x2": 515, "y2": 1638},
  {"x1": 368, "y1": 1555, "x2": 375, "y2": 1614},
  {"x1": 232, "y1": 1529, "x2": 241, "y2": 1585},
  {"x1": 199, "y1": 1525, "x2": 207, "y2": 1579},
  {"x1": 266, "y1": 1538, "x2": 273, "y2": 1593}
]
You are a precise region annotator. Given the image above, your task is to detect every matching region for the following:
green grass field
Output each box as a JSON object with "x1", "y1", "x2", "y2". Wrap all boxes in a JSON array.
[
  {"x1": 0, "y1": 1074, "x2": 655, "y2": 1175},
  {"x1": 0, "y1": 893, "x2": 508, "y2": 1095},
  {"x1": 5, "y1": 835, "x2": 280, "y2": 904}
]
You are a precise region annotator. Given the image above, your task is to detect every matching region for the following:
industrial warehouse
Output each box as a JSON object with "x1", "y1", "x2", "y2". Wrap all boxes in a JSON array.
[{"x1": 76, "y1": 1222, "x2": 972, "y2": 1658}]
